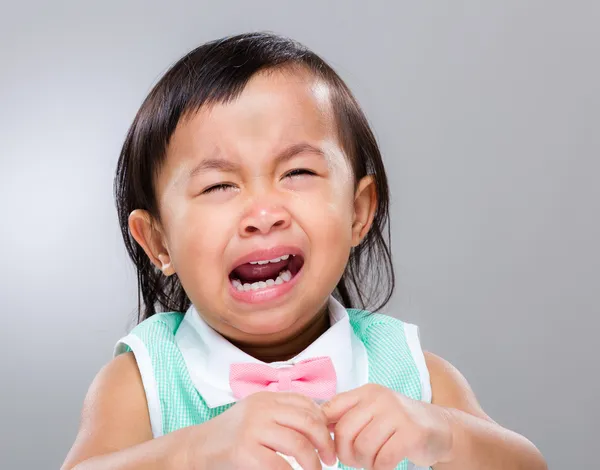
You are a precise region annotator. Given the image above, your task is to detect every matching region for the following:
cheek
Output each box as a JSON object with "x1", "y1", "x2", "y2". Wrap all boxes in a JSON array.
[
  {"x1": 321, "y1": 200, "x2": 354, "y2": 260},
  {"x1": 168, "y1": 205, "x2": 233, "y2": 281},
  {"x1": 292, "y1": 181, "x2": 355, "y2": 269},
  {"x1": 313, "y1": 204, "x2": 354, "y2": 287}
]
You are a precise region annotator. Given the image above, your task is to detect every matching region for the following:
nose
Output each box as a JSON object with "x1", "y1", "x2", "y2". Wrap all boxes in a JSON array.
[{"x1": 239, "y1": 204, "x2": 291, "y2": 237}]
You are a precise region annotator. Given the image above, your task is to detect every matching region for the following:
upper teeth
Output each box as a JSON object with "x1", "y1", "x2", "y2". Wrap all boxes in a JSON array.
[{"x1": 249, "y1": 254, "x2": 290, "y2": 265}]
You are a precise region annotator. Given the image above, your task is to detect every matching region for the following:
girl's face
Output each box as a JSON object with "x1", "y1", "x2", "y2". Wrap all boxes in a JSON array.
[{"x1": 130, "y1": 68, "x2": 375, "y2": 344}]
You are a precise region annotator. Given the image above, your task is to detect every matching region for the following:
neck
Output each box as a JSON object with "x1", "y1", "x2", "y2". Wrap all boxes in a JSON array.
[{"x1": 230, "y1": 307, "x2": 331, "y2": 363}]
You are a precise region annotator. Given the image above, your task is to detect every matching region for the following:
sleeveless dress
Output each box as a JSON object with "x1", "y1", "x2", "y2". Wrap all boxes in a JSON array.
[{"x1": 115, "y1": 296, "x2": 432, "y2": 470}]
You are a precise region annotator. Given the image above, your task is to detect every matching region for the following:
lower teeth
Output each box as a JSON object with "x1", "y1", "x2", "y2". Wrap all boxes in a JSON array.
[{"x1": 232, "y1": 270, "x2": 292, "y2": 292}]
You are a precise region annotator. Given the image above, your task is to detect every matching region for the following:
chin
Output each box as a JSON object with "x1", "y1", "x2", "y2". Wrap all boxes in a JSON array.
[{"x1": 229, "y1": 306, "x2": 305, "y2": 338}]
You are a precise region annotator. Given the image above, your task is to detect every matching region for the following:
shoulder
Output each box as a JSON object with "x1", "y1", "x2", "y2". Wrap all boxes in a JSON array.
[
  {"x1": 346, "y1": 309, "x2": 419, "y2": 346},
  {"x1": 346, "y1": 308, "x2": 406, "y2": 332},
  {"x1": 62, "y1": 353, "x2": 152, "y2": 468},
  {"x1": 84, "y1": 353, "x2": 151, "y2": 430},
  {"x1": 345, "y1": 309, "x2": 414, "y2": 348},
  {"x1": 130, "y1": 311, "x2": 186, "y2": 336},
  {"x1": 424, "y1": 351, "x2": 494, "y2": 422},
  {"x1": 95, "y1": 352, "x2": 150, "y2": 409},
  {"x1": 345, "y1": 309, "x2": 422, "y2": 360},
  {"x1": 115, "y1": 312, "x2": 186, "y2": 355}
]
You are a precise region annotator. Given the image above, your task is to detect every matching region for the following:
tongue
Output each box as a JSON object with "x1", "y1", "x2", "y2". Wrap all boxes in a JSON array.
[{"x1": 232, "y1": 259, "x2": 290, "y2": 283}]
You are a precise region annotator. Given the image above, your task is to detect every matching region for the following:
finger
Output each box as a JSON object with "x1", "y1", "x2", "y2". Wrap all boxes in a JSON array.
[
  {"x1": 268, "y1": 392, "x2": 333, "y2": 432},
  {"x1": 321, "y1": 390, "x2": 361, "y2": 424},
  {"x1": 333, "y1": 404, "x2": 374, "y2": 468},
  {"x1": 353, "y1": 417, "x2": 396, "y2": 470},
  {"x1": 373, "y1": 431, "x2": 405, "y2": 470},
  {"x1": 273, "y1": 403, "x2": 336, "y2": 465},
  {"x1": 259, "y1": 426, "x2": 322, "y2": 470},
  {"x1": 253, "y1": 445, "x2": 295, "y2": 470},
  {"x1": 274, "y1": 392, "x2": 327, "y2": 411}
]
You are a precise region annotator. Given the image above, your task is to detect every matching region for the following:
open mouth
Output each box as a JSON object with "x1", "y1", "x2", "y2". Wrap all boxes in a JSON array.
[{"x1": 229, "y1": 253, "x2": 305, "y2": 292}]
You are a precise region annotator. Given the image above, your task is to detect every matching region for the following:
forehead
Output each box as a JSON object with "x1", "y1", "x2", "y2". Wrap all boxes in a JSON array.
[{"x1": 159, "y1": 68, "x2": 338, "y2": 186}]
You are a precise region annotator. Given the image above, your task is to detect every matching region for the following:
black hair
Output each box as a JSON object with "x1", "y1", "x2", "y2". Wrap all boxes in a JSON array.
[{"x1": 114, "y1": 32, "x2": 395, "y2": 323}]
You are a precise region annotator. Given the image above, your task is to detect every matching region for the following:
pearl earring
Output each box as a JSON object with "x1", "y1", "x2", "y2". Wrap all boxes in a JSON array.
[{"x1": 157, "y1": 254, "x2": 172, "y2": 273}]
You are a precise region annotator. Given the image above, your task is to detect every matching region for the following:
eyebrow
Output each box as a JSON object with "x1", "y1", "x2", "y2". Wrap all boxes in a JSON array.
[{"x1": 187, "y1": 142, "x2": 325, "y2": 179}]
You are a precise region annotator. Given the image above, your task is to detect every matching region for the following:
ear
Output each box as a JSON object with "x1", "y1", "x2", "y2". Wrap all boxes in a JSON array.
[
  {"x1": 128, "y1": 209, "x2": 175, "y2": 276},
  {"x1": 351, "y1": 175, "x2": 377, "y2": 247}
]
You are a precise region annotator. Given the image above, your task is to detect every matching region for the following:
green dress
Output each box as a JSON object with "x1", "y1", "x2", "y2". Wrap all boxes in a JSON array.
[{"x1": 115, "y1": 305, "x2": 432, "y2": 470}]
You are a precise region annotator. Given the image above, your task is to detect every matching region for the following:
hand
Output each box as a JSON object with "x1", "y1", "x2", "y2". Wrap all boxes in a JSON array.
[
  {"x1": 185, "y1": 391, "x2": 337, "y2": 470},
  {"x1": 322, "y1": 384, "x2": 454, "y2": 470}
]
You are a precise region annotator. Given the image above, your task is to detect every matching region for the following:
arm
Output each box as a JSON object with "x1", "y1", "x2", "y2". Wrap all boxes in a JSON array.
[
  {"x1": 425, "y1": 351, "x2": 547, "y2": 470},
  {"x1": 64, "y1": 353, "x2": 336, "y2": 470},
  {"x1": 61, "y1": 353, "x2": 189, "y2": 470}
]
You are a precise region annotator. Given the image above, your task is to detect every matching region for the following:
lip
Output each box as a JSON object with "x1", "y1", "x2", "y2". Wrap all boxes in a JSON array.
[
  {"x1": 228, "y1": 263, "x2": 304, "y2": 305},
  {"x1": 228, "y1": 245, "x2": 305, "y2": 273}
]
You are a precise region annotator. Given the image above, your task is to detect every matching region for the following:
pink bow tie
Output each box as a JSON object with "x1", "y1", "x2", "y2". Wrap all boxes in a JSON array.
[{"x1": 230, "y1": 356, "x2": 337, "y2": 400}]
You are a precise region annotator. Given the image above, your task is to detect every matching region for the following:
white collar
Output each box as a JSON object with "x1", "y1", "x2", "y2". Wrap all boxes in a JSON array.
[{"x1": 175, "y1": 295, "x2": 367, "y2": 408}]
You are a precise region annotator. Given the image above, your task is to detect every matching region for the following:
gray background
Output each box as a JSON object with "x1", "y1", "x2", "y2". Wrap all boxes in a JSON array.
[{"x1": 1, "y1": 1, "x2": 597, "y2": 468}]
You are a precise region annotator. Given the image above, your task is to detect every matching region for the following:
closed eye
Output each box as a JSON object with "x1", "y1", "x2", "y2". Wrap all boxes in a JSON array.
[
  {"x1": 202, "y1": 183, "x2": 236, "y2": 194},
  {"x1": 284, "y1": 169, "x2": 316, "y2": 179}
]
